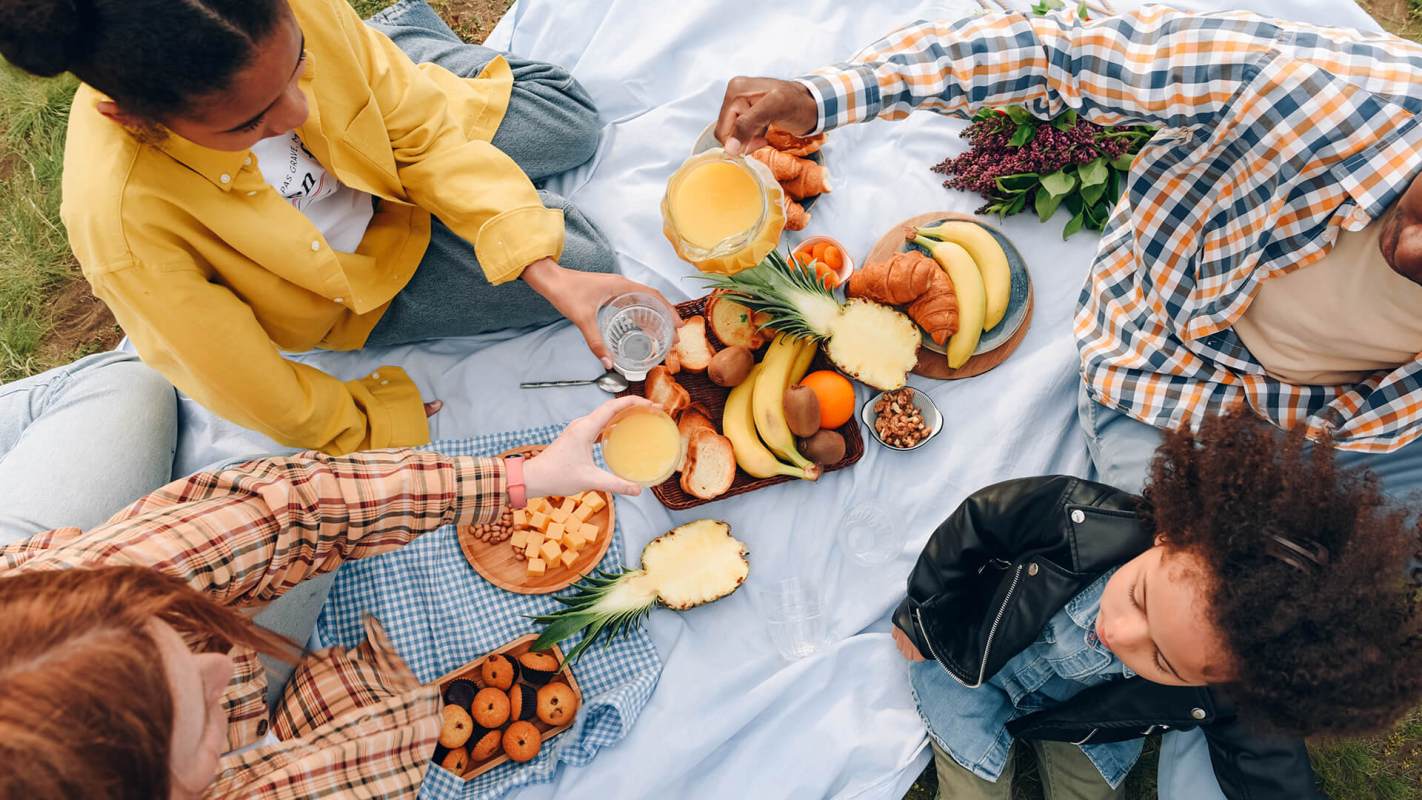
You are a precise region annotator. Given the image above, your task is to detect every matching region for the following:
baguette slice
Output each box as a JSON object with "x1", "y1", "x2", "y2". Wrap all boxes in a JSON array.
[
  {"x1": 664, "y1": 346, "x2": 682, "y2": 375},
  {"x1": 673, "y1": 316, "x2": 716, "y2": 372},
  {"x1": 679, "y1": 429, "x2": 736, "y2": 500},
  {"x1": 676, "y1": 405, "x2": 718, "y2": 472},
  {"x1": 644, "y1": 365, "x2": 690, "y2": 416}
]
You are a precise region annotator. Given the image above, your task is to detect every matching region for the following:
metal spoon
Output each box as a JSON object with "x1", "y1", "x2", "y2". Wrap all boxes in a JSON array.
[{"x1": 520, "y1": 370, "x2": 631, "y2": 393}]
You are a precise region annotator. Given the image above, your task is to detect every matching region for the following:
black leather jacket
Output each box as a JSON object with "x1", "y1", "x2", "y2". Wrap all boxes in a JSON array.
[{"x1": 894, "y1": 475, "x2": 1326, "y2": 800}]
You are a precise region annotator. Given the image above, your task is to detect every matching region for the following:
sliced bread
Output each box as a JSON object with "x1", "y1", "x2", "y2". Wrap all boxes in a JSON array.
[
  {"x1": 644, "y1": 366, "x2": 690, "y2": 416},
  {"x1": 680, "y1": 429, "x2": 736, "y2": 500},
  {"x1": 673, "y1": 315, "x2": 716, "y2": 372},
  {"x1": 676, "y1": 405, "x2": 718, "y2": 472}
]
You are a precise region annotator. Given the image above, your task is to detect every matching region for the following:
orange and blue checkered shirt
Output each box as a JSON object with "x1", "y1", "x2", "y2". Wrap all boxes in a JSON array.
[
  {"x1": 2, "y1": 450, "x2": 508, "y2": 798},
  {"x1": 799, "y1": 5, "x2": 1422, "y2": 452}
]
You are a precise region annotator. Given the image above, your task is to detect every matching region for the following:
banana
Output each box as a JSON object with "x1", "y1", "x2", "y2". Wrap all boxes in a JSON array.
[
  {"x1": 752, "y1": 335, "x2": 820, "y2": 476},
  {"x1": 914, "y1": 236, "x2": 985, "y2": 369},
  {"x1": 724, "y1": 363, "x2": 818, "y2": 480},
  {"x1": 917, "y1": 221, "x2": 1011, "y2": 330},
  {"x1": 789, "y1": 335, "x2": 817, "y2": 384}
]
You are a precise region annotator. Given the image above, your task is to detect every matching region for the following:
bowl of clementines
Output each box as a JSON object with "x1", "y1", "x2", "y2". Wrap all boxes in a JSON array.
[{"x1": 791, "y1": 236, "x2": 853, "y2": 288}]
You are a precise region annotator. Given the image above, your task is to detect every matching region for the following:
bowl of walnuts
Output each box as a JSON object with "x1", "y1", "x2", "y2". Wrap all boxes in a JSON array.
[{"x1": 861, "y1": 387, "x2": 943, "y2": 451}]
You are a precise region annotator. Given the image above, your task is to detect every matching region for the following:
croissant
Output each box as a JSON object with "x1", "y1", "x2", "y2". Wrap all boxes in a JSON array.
[
  {"x1": 750, "y1": 147, "x2": 832, "y2": 200},
  {"x1": 784, "y1": 199, "x2": 811, "y2": 231},
  {"x1": 848, "y1": 251, "x2": 959, "y2": 344},
  {"x1": 767, "y1": 125, "x2": 826, "y2": 157}
]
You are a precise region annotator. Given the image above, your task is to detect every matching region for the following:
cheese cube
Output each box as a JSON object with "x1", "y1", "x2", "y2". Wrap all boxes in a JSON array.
[
  {"x1": 526, "y1": 558, "x2": 547, "y2": 576},
  {"x1": 555, "y1": 497, "x2": 574, "y2": 515},
  {"x1": 525, "y1": 542, "x2": 540, "y2": 559},
  {"x1": 510, "y1": 530, "x2": 528, "y2": 549},
  {"x1": 549, "y1": 507, "x2": 572, "y2": 525},
  {"x1": 525, "y1": 532, "x2": 545, "y2": 550},
  {"x1": 529, "y1": 497, "x2": 551, "y2": 514},
  {"x1": 571, "y1": 503, "x2": 597, "y2": 523},
  {"x1": 528, "y1": 512, "x2": 550, "y2": 531},
  {"x1": 560, "y1": 550, "x2": 579, "y2": 569},
  {"x1": 539, "y1": 540, "x2": 562, "y2": 563},
  {"x1": 578, "y1": 523, "x2": 601, "y2": 544},
  {"x1": 545, "y1": 522, "x2": 566, "y2": 544},
  {"x1": 581, "y1": 493, "x2": 606, "y2": 513}
]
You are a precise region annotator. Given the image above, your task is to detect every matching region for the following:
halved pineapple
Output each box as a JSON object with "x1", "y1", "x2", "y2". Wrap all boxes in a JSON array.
[
  {"x1": 703, "y1": 251, "x2": 920, "y2": 389},
  {"x1": 532, "y1": 520, "x2": 749, "y2": 664}
]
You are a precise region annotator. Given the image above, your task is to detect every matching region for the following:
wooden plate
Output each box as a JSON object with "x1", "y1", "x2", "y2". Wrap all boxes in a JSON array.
[
  {"x1": 864, "y1": 212, "x2": 1035, "y2": 380},
  {"x1": 458, "y1": 446, "x2": 615, "y2": 595},
  {"x1": 617, "y1": 296, "x2": 865, "y2": 510},
  {"x1": 435, "y1": 634, "x2": 582, "y2": 780}
]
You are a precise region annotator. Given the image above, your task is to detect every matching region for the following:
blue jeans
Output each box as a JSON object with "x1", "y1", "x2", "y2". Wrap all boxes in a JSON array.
[
  {"x1": 0, "y1": 353, "x2": 178, "y2": 544},
  {"x1": 1076, "y1": 382, "x2": 1422, "y2": 799}
]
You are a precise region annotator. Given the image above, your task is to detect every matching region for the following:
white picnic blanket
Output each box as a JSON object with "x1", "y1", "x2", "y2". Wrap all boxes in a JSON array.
[{"x1": 164, "y1": 0, "x2": 1380, "y2": 796}]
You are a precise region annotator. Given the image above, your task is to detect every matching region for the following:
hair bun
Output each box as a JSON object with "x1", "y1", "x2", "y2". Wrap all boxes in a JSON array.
[{"x1": 0, "y1": 0, "x2": 85, "y2": 78}]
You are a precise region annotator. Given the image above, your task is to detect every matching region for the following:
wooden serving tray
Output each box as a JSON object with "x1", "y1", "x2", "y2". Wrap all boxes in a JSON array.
[
  {"x1": 458, "y1": 445, "x2": 615, "y2": 595},
  {"x1": 435, "y1": 634, "x2": 582, "y2": 780},
  {"x1": 620, "y1": 296, "x2": 865, "y2": 510},
  {"x1": 864, "y1": 212, "x2": 1034, "y2": 380}
]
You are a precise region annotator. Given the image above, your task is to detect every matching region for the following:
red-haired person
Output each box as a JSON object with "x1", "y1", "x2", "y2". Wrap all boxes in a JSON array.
[{"x1": 0, "y1": 397, "x2": 649, "y2": 799}]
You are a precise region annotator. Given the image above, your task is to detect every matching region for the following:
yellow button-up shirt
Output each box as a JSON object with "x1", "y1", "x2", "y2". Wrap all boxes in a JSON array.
[{"x1": 61, "y1": 0, "x2": 567, "y2": 454}]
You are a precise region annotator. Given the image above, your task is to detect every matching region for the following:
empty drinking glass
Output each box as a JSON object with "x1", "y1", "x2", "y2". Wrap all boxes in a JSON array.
[
  {"x1": 754, "y1": 577, "x2": 827, "y2": 661},
  {"x1": 840, "y1": 502, "x2": 905, "y2": 566},
  {"x1": 596, "y1": 292, "x2": 677, "y2": 381}
]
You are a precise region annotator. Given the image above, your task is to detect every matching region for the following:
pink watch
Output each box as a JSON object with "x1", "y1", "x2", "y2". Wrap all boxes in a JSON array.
[{"x1": 504, "y1": 455, "x2": 528, "y2": 509}]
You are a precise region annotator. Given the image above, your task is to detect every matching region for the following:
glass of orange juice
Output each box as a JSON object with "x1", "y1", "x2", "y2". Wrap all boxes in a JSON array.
[
  {"x1": 660, "y1": 148, "x2": 786, "y2": 275},
  {"x1": 599, "y1": 406, "x2": 682, "y2": 487}
]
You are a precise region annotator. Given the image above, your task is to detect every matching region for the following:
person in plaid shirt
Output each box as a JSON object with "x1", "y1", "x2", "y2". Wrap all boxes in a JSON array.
[
  {"x1": 714, "y1": 3, "x2": 1422, "y2": 798},
  {"x1": 0, "y1": 396, "x2": 650, "y2": 799}
]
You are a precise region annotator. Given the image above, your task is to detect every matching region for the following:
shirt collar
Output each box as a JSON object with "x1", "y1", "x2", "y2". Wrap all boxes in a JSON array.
[{"x1": 1332, "y1": 115, "x2": 1422, "y2": 230}]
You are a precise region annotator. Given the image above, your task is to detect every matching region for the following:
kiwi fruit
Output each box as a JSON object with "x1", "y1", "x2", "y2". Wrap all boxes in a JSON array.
[
  {"x1": 707, "y1": 346, "x2": 755, "y2": 388},
  {"x1": 783, "y1": 385, "x2": 822, "y2": 438},
  {"x1": 798, "y1": 429, "x2": 846, "y2": 466}
]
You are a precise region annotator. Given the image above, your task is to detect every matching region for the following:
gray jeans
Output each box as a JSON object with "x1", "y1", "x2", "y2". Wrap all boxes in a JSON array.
[
  {"x1": 0, "y1": 353, "x2": 178, "y2": 545},
  {"x1": 365, "y1": 0, "x2": 616, "y2": 345}
]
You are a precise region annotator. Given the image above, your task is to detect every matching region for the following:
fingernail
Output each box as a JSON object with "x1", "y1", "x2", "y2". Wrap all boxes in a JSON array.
[
  {"x1": 602, "y1": 357, "x2": 614, "y2": 369},
  {"x1": 726, "y1": 137, "x2": 742, "y2": 155}
]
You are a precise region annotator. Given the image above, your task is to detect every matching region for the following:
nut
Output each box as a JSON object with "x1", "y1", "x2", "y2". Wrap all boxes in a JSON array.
[{"x1": 873, "y1": 389, "x2": 931, "y2": 448}]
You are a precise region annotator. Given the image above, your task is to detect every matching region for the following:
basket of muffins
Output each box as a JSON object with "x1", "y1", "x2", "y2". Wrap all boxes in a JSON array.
[{"x1": 432, "y1": 634, "x2": 583, "y2": 779}]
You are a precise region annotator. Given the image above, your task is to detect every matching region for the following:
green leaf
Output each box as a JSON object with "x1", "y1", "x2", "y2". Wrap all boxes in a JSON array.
[
  {"x1": 1079, "y1": 157, "x2": 1109, "y2": 188},
  {"x1": 1009, "y1": 124, "x2": 1036, "y2": 147},
  {"x1": 1040, "y1": 169, "x2": 1077, "y2": 197},
  {"x1": 1082, "y1": 179, "x2": 1107, "y2": 206},
  {"x1": 1052, "y1": 108, "x2": 1079, "y2": 131},
  {"x1": 1078, "y1": 1, "x2": 1089, "y2": 19},
  {"x1": 995, "y1": 173, "x2": 1040, "y2": 194},
  {"x1": 1035, "y1": 188, "x2": 1064, "y2": 221},
  {"x1": 1004, "y1": 106, "x2": 1032, "y2": 125},
  {"x1": 1111, "y1": 152, "x2": 1136, "y2": 171},
  {"x1": 1007, "y1": 193, "x2": 1029, "y2": 215},
  {"x1": 1063, "y1": 209, "x2": 1087, "y2": 239}
]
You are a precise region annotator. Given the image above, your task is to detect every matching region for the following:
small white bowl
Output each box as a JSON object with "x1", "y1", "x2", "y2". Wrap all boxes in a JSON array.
[
  {"x1": 790, "y1": 235, "x2": 855, "y2": 287},
  {"x1": 861, "y1": 387, "x2": 944, "y2": 452}
]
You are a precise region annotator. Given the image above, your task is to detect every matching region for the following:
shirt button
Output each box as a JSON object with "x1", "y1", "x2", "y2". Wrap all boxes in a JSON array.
[
  {"x1": 371, "y1": 372, "x2": 381, "y2": 380},
  {"x1": 243, "y1": 156, "x2": 253, "y2": 167},
  {"x1": 246, "y1": 191, "x2": 257, "y2": 197},
  {"x1": 256, "y1": 718, "x2": 269, "y2": 736},
  {"x1": 1070, "y1": 509, "x2": 1085, "y2": 524},
  {"x1": 1191, "y1": 708, "x2": 1207, "y2": 720},
  {"x1": 333, "y1": 297, "x2": 344, "y2": 304},
  {"x1": 311, "y1": 241, "x2": 322, "y2": 252},
  {"x1": 1027, "y1": 563, "x2": 1040, "y2": 577},
  {"x1": 219, "y1": 174, "x2": 232, "y2": 184},
  {"x1": 381, "y1": 380, "x2": 390, "y2": 386}
]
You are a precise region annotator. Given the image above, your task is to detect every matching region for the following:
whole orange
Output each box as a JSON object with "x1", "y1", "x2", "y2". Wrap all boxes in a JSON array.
[{"x1": 799, "y1": 370, "x2": 856, "y2": 429}]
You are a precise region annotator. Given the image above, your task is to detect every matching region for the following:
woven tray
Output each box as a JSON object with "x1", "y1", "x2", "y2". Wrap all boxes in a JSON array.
[{"x1": 620, "y1": 296, "x2": 865, "y2": 510}]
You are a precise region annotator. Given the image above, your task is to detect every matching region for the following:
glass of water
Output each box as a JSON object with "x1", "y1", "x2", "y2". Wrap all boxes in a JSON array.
[
  {"x1": 754, "y1": 577, "x2": 828, "y2": 661},
  {"x1": 596, "y1": 292, "x2": 677, "y2": 381},
  {"x1": 840, "y1": 502, "x2": 905, "y2": 566}
]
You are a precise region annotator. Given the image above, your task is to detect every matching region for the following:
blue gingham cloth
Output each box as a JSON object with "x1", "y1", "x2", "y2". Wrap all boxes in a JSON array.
[{"x1": 315, "y1": 424, "x2": 663, "y2": 799}]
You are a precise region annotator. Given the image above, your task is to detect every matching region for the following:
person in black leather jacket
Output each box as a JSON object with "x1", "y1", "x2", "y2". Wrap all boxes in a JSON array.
[{"x1": 894, "y1": 411, "x2": 1422, "y2": 800}]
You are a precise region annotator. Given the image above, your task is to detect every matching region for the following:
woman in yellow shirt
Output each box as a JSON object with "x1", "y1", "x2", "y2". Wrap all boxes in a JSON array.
[{"x1": 0, "y1": 0, "x2": 675, "y2": 455}]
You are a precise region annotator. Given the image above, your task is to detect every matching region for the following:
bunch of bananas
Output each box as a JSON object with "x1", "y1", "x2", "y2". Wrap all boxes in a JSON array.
[
  {"x1": 722, "y1": 333, "x2": 822, "y2": 481},
  {"x1": 911, "y1": 221, "x2": 1013, "y2": 369}
]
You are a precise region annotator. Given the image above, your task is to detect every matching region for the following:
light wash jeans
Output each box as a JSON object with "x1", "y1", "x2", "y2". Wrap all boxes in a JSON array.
[
  {"x1": 0, "y1": 352, "x2": 177, "y2": 545},
  {"x1": 1076, "y1": 381, "x2": 1422, "y2": 799}
]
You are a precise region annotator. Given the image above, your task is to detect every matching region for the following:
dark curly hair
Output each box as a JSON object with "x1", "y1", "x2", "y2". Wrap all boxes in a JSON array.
[
  {"x1": 1139, "y1": 409, "x2": 1422, "y2": 737},
  {"x1": 0, "y1": 0, "x2": 283, "y2": 122}
]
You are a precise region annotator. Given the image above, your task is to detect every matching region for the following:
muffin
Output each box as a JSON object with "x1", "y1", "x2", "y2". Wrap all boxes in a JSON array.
[
  {"x1": 438, "y1": 704, "x2": 475, "y2": 749},
  {"x1": 508, "y1": 683, "x2": 538, "y2": 722},
  {"x1": 470, "y1": 728, "x2": 503, "y2": 762},
  {"x1": 517, "y1": 651, "x2": 560, "y2": 686},
  {"x1": 480, "y1": 654, "x2": 518, "y2": 691},
  {"x1": 536, "y1": 682, "x2": 580, "y2": 726},
  {"x1": 442, "y1": 679, "x2": 478, "y2": 711},
  {"x1": 438, "y1": 746, "x2": 470, "y2": 774},
  {"x1": 472, "y1": 687, "x2": 511, "y2": 729},
  {"x1": 503, "y1": 720, "x2": 542, "y2": 763}
]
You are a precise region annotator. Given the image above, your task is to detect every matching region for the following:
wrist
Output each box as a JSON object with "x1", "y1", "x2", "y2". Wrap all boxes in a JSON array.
[
  {"x1": 522, "y1": 452, "x2": 555, "y2": 500},
  {"x1": 520, "y1": 257, "x2": 563, "y2": 292}
]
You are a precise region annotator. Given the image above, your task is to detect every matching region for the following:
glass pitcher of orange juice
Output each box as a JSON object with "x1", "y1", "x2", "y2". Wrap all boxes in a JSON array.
[
  {"x1": 600, "y1": 406, "x2": 682, "y2": 487},
  {"x1": 661, "y1": 148, "x2": 786, "y2": 275}
]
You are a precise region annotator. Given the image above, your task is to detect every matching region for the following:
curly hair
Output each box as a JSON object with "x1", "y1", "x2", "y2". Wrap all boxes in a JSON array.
[{"x1": 1139, "y1": 409, "x2": 1422, "y2": 738}]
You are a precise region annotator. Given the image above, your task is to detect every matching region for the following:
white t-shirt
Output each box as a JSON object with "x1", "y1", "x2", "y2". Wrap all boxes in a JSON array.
[{"x1": 250, "y1": 132, "x2": 375, "y2": 254}]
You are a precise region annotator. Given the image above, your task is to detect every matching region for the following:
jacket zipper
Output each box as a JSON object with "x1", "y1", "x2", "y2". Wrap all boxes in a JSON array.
[{"x1": 917, "y1": 564, "x2": 1025, "y2": 689}]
